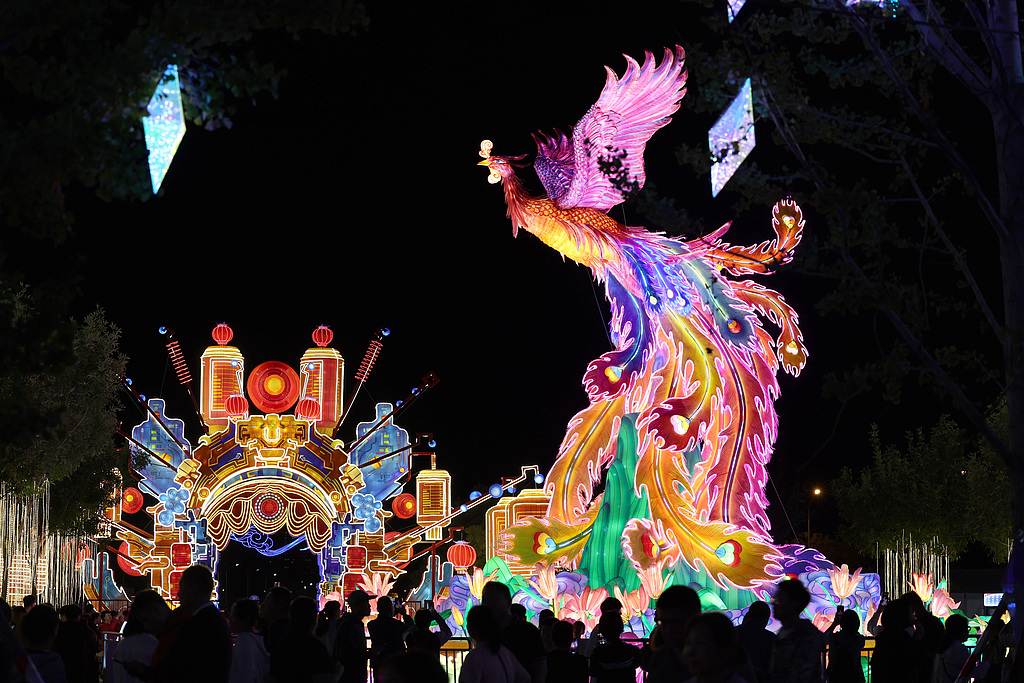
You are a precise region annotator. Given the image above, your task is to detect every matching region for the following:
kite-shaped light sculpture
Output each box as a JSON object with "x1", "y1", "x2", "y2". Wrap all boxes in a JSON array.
[
  {"x1": 142, "y1": 65, "x2": 186, "y2": 194},
  {"x1": 709, "y1": 78, "x2": 755, "y2": 198}
]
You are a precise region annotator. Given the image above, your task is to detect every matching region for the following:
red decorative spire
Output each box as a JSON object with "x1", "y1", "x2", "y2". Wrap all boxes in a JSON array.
[
  {"x1": 212, "y1": 323, "x2": 233, "y2": 346},
  {"x1": 312, "y1": 325, "x2": 333, "y2": 348}
]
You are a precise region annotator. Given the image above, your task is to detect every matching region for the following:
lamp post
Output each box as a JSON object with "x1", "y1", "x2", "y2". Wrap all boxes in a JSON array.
[{"x1": 807, "y1": 488, "x2": 821, "y2": 545}]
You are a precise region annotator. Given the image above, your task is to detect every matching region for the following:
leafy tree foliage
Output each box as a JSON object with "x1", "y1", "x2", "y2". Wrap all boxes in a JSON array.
[
  {"x1": 0, "y1": 0, "x2": 367, "y2": 529},
  {"x1": 0, "y1": 306, "x2": 134, "y2": 533},
  {"x1": 832, "y1": 406, "x2": 1011, "y2": 560},
  {"x1": 0, "y1": 0, "x2": 367, "y2": 242},
  {"x1": 669, "y1": 0, "x2": 1024, "y2": 531}
]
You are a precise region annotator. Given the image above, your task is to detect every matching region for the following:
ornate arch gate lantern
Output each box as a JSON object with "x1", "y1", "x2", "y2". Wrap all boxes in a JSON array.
[{"x1": 106, "y1": 325, "x2": 435, "y2": 603}]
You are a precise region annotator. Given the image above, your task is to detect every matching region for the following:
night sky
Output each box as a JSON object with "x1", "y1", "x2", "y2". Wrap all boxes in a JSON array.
[{"x1": 53, "y1": 0, "x2": 939, "y2": 546}]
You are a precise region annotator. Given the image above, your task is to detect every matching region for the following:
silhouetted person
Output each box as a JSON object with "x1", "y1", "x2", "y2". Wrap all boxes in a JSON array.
[
  {"x1": 933, "y1": 613, "x2": 991, "y2": 683},
  {"x1": 590, "y1": 613, "x2": 640, "y2": 683},
  {"x1": 334, "y1": 590, "x2": 371, "y2": 683},
  {"x1": 683, "y1": 611, "x2": 746, "y2": 683},
  {"x1": 404, "y1": 608, "x2": 451, "y2": 656},
  {"x1": 21, "y1": 604, "x2": 67, "y2": 683},
  {"x1": 869, "y1": 597, "x2": 919, "y2": 683},
  {"x1": 903, "y1": 591, "x2": 943, "y2": 681},
  {"x1": 111, "y1": 591, "x2": 169, "y2": 683},
  {"x1": 458, "y1": 605, "x2": 528, "y2": 683},
  {"x1": 54, "y1": 605, "x2": 95, "y2": 683},
  {"x1": 544, "y1": 620, "x2": 587, "y2": 683},
  {"x1": 510, "y1": 604, "x2": 527, "y2": 623},
  {"x1": 315, "y1": 601, "x2": 341, "y2": 657},
  {"x1": 259, "y1": 586, "x2": 291, "y2": 654},
  {"x1": 481, "y1": 582, "x2": 546, "y2": 683},
  {"x1": 824, "y1": 608, "x2": 864, "y2": 683},
  {"x1": 269, "y1": 596, "x2": 338, "y2": 683},
  {"x1": 229, "y1": 599, "x2": 268, "y2": 683},
  {"x1": 642, "y1": 585, "x2": 701, "y2": 683},
  {"x1": 736, "y1": 601, "x2": 775, "y2": 682},
  {"x1": 13, "y1": 606, "x2": 28, "y2": 645},
  {"x1": 583, "y1": 597, "x2": 623, "y2": 657},
  {"x1": 154, "y1": 565, "x2": 232, "y2": 683},
  {"x1": 571, "y1": 621, "x2": 586, "y2": 653},
  {"x1": 367, "y1": 597, "x2": 407, "y2": 673},
  {"x1": 538, "y1": 617, "x2": 556, "y2": 654},
  {"x1": 768, "y1": 579, "x2": 823, "y2": 683}
]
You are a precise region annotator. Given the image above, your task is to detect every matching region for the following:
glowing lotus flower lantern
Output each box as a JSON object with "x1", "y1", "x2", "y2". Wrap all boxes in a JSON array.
[
  {"x1": 636, "y1": 559, "x2": 670, "y2": 600},
  {"x1": 559, "y1": 586, "x2": 608, "y2": 632},
  {"x1": 468, "y1": 567, "x2": 498, "y2": 601},
  {"x1": 930, "y1": 588, "x2": 960, "y2": 618},
  {"x1": 828, "y1": 564, "x2": 863, "y2": 600},
  {"x1": 909, "y1": 572, "x2": 934, "y2": 604},
  {"x1": 530, "y1": 563, "x2": 559, "y2": 605},
  {"x1": 613, "y1": 585, "x2": 650, "y2": 619}
]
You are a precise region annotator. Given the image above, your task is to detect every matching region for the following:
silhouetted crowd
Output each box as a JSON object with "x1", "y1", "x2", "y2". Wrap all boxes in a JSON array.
[{"x1": 1, "y1": 568, "x2": 1016, "y2": 683}]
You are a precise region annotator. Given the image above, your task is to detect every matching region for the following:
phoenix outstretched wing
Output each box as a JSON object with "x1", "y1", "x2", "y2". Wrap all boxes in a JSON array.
[{"x1": 533, "y1": 46, "x2": 687, "y2": 211}]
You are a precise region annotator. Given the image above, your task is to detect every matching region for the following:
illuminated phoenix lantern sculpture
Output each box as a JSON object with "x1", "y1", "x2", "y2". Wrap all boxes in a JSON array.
[{"x1": 479, "y1": 46, "x2": 809, "y2": 594}]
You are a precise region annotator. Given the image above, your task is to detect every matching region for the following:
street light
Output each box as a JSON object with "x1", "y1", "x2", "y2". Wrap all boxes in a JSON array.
[{"x1": 807, "y1": 488, "x2": 822, "y2": 545}]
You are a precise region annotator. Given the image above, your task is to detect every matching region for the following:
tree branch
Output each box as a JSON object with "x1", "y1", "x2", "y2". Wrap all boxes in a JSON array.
[
  {"x1": 897, "y1": 154, "x2": 1007, "y2": 342},
  {"x1": 789, "y1": 104, "x2": 941, "y2": 148},
  {"x1": 900, "y1": 0, "x2": 991, "y2": 95},
  {"x1": 838, "y1": 1, "x2": 1011, "y2": 244},
  {"x1": 844, "y1": 253, "x2": 1013, "y2": 466}
]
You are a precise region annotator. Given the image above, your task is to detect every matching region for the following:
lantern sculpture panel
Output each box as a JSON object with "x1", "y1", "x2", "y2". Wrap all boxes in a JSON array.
[{"x1": 111, "y1": 324, "x2": 433, "y2": 604}]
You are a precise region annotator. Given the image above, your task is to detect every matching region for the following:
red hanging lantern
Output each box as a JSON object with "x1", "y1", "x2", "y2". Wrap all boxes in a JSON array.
[
  {"x1": 121, "y1": 487, "x2": 144, "y2": 514},
  {"x1": 225, "y1": 394, "x2": 249, "y2": 418},
  {"x1": 212, "y1": 323, "x2": 233, "y2": 345},
  {"x1": 296, "y1": 396, "x2": 322, "y2": 420},
  {"x1": 312, "y1": 326, "x2": 334, "y2": 348},
  {"x1": 447, "y1": 541, "x2": 477, "y2": 571},
  {"x1": 391, "y1": 493, "x2": 416, "y2": 519}
]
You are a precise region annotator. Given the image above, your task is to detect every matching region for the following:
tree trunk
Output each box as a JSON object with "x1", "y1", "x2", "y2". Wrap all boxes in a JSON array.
[
  {"x1": 0, "y1": 502, "x2": 8, "y2": 601},
  {"x1": 990, "y1": 0, "x2": 1024, "y2": 538}
]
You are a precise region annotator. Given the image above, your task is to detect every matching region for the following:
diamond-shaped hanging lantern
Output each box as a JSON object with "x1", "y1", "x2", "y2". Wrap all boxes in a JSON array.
[
  {"x1": 142, "y1": 65, "x2": 186, "y2": 194},
  {"x1": 709, "y1": 78, "x2": 755, "y2": 198},
  {"x1": 727, "y1": 0, "x2": 747, "y2": 22}
]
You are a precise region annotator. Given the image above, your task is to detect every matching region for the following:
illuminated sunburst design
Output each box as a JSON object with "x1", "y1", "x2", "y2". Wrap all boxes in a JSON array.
[
  {"x1": 142, "y1": 64, "x2": 186, "y2": 193},
  {"x1": 709, "y1": 78, "x2": 755, "y2": 197}
]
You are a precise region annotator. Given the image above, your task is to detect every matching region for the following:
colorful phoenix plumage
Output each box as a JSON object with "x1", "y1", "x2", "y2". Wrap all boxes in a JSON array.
[{"x1": 479, "y1": 46, "x2": 808, "y2": 590}]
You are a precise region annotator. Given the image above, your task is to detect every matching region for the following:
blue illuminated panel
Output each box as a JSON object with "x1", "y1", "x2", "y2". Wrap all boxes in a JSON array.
[{"x1": 143, "y1": 65, "x2": 186, "y2": 193}]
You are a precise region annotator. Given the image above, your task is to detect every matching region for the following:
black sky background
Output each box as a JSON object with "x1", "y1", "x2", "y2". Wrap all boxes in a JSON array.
[{"x1": 43, "y1": 0, "x2": 988, "y2": 553}]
